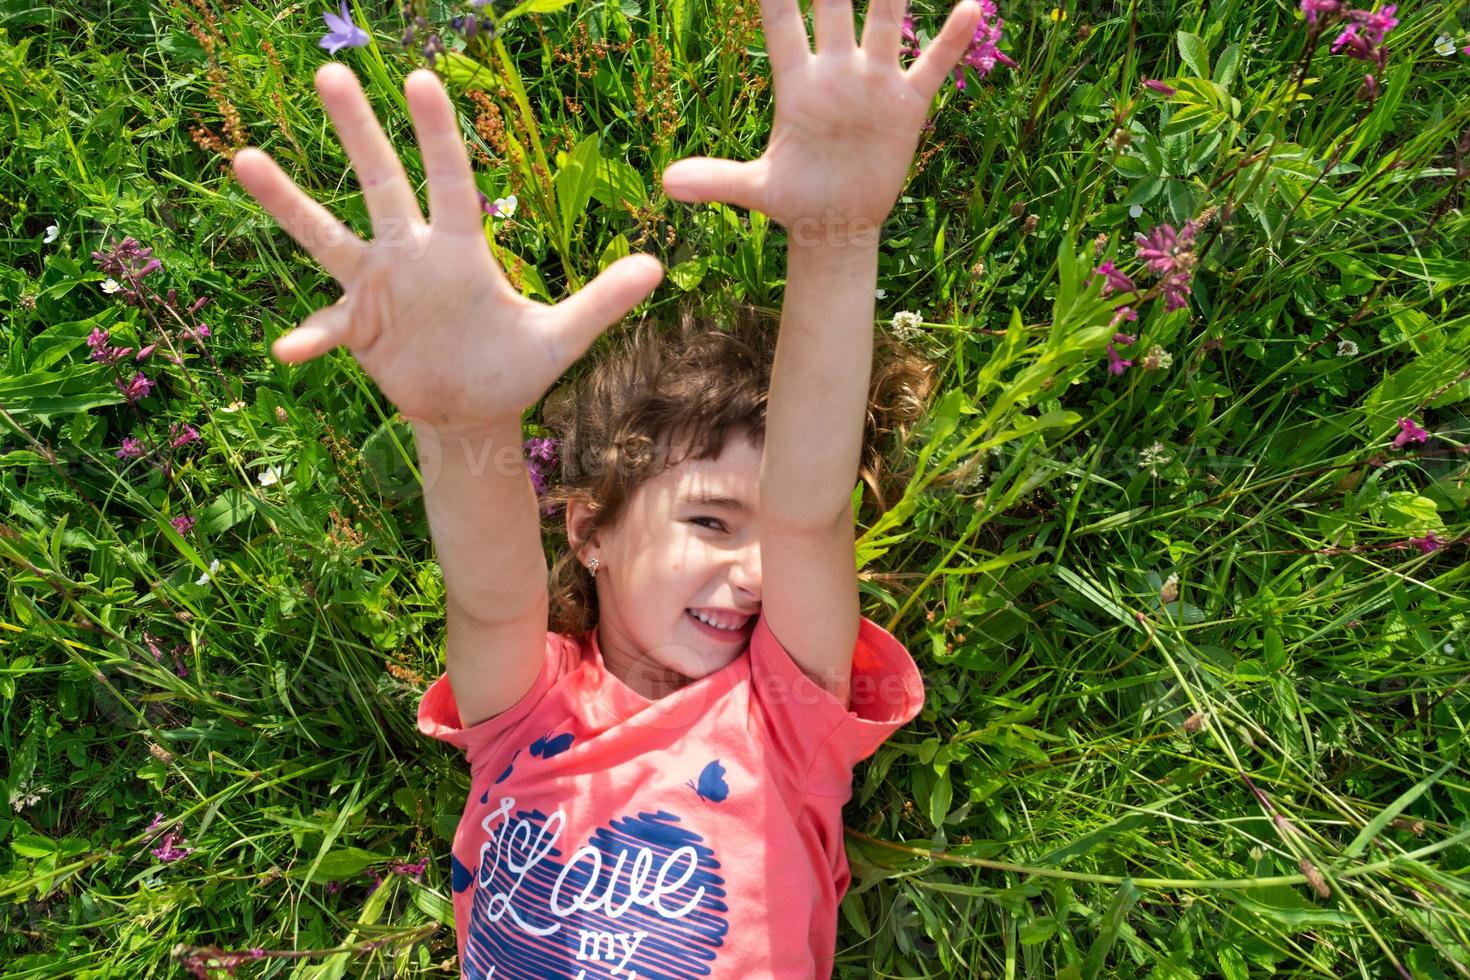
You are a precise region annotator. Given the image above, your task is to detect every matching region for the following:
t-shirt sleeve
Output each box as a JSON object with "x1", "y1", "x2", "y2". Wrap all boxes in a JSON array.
[
  {"x1": 749, "y1": 612, "x2": 925, "y2": 797},
  {"x1": 416, "y1": 631, "x2": 572, "y2": 779}
]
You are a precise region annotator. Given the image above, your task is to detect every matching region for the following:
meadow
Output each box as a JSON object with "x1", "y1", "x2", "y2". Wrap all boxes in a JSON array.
[{"x1": 1, "y1": 0, "x2": 1468, "y2": 976}]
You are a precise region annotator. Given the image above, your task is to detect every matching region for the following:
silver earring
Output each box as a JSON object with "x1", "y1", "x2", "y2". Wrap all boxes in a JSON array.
[{"x1": 586, "y1": 557, "x2": 600, "y2": 574}]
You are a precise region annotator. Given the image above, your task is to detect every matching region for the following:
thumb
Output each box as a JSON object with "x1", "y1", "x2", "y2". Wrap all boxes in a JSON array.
[
  {"x1": 549, "y1": 253, "x2": 664, "y2": 358},
  {"x1": 662, "y1": 157, "x2": 764, "y2": 211}
]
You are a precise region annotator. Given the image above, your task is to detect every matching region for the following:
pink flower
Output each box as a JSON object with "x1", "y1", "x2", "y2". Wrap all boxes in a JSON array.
[
  {"x1": 116, "y1": 372, "x2": 154, "y2": 404},
  {"x1": 1109, "y1": 306, "x2": 1138, "y2": 328},
  {"x1": 1407, "y1": 532, "x2": 1445, "y2": 554},
  {"x1": 145, "y1": 812, "x2": 167, "y2": 832},
  {"x1": 171, "y1": 515, "x2": 197, "y2": 534},
  {"x1": 169, "y1": 423, "x2": 201, "y2": 449},
  {"x1": 1391, "y1": 416, "x2": 1428, "y2": 448},
  {"x1": 1299, "y1": 0, "x2": 1343, "y2": 24},
  {"x1": 116, "y1": 437, "x2": 147, "y2": 460},
  {"x1": 135, "y1": 343, "x2": 157, "y2": 362},
  {"x1": 1141, "y1": 79, "x2": 1176, "y2": 96},
  {"x1": 1093, "y1": 260, "x2": 1137, "y2": 297},
  {"x1": 1106, "y1": 344, "x2": 1133, "y2": 375},
  {"x1": 903, "y1": 2, "x2": 1013, "y2": 89},
  {"x1": 151, "y1": 830, "x2": 192, "y2": 863}
]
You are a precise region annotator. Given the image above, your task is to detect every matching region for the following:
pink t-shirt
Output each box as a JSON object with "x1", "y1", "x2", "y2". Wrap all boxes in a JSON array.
[{"x1": 417, "y1": 611, "x2": 924, "y2": 978}]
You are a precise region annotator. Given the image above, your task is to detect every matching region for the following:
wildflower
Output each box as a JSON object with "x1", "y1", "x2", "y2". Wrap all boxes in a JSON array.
[
  {"x1": 1336, "y1": 339, "x2": 1359, "y2": 357},
  {"x1": 484, "y1": 194, "x2": 517, "y2": 218},
  {"x1": 145, "y1": 812, "x2": 167, "y2": 833},
  {"x1": 389, "y1": 857, "x2": 429, "y2": 879},
  {"x1": 171, "y1": 515, "x2": 197, "y2": 535},
  {"x1": 890, "y1": 310, "x2": 924, "y2": 341},
  {"x1": 1049, "y1": 7, "x2": 1066, "y2": 22},
  {"x1": 196, "y1": 558, "x2": 221, "y2": 585},
  {"x1": 1407, "y1": 532, "x2": 1445, "y2": 554},
  {"x1": 1141, "y1": 344, "x2": 1173, "y2": 370},
  {"x1": 92, "y1": 237, "x2": 162, "y2": 283},
  {"x1": 1128, "y1": 204, "x2": 1143, "y2": 219},
  {"x1": 1092, "y1": 260, "x2": 1137, "y2": 297},
  {"x1": 320, "y1": 0, "x2": 371, "y2": 54},
  {"x1": 1106, "y1": 343, "x2": 1133, "y2": 375},
  {"x1": 904, "y1": 0, "x2": 1014, "y2": 88},
  {"x1": 1141, "y1": 79, "x2": 1176, "y2": 96},
  {"x1": 1331, "y1": 5, "x2": 1398, "y2": 70},
  {"x1": 875, "y1": 288, "x2": 887, "y2": 299},
  {"x1": 1391, "y1": 416, "x2": 1428, "y2": 448},
  {"x1": 220, "y1": 399, "x2": 247, "y2": 413},
  {"x1": 150, "y1": 830, "x2": 192, "y2": 863},
  {"x1": 1108, "y1": 305, "x2": 1138, "y2": 329},
  {"x1": 117, "y1": 437, "x2": 147, "y2": 460},
  {"x1": 1136, "y1": 220, "x2": 1201, "y2": 312},
  {"x1": 43, "y1": 224, "x2": 59, "y2": 244},
  {"x1": 1139, "y1": 441, "x2": 1173, "y2": 476},
  {"x1": 1160, "y1": 573, "x2": 1180, "y2": 603},
  {"x1": 1300, "y1": 0, "x2": 1342, "y2": 25},
  {"x1": 523, "y1": 437, "x2": 558, "y2": 496},
  {"x1": 101, "y1": 277, "x2": 121, "y2": 294},
  {"x1": 116, "y1": 373, "x2": 154, "y2": 404},
  {"x1": 10, "y1": 780, "x2": 50, "y2": 811},
  {"x1": 1435, "y1": 35, "x2": 1457, "y2": 56},
  {"x1": 258, "y1": 465, "x2": 284, "y2": 486}
]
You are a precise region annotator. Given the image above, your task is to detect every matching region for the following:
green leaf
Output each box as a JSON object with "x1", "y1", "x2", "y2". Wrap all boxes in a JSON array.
[
  {"x1": 553, "y1": 134, "x2": 602, "y2": 247},
  {"x1": 1122, "y1": 176, "x2": 1164, "y2": 207},
  {"x1": 1344, "y1": 761, "x2": 1452, "y2": 858},
  {"x1": 502, "y1": 0, "x2": 577, "y2": 21},
  {"x1": 598, "y1": 232, "x2": 631, "y2": 272},
  {"x1": 302, "y1": 847, "x2": 391, "y2": 883},
  {"x1": 1177, "y1": 31, "x2": 1210, "y2": 79},
  {"x1": 593, "y1": 153, "x2": 647, "y2": 209},
  {"x1": 1213, "y1": 41, "x2": 1241, "y2": 87}
]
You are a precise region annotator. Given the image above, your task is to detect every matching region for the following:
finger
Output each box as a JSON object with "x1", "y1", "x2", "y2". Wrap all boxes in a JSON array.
[
  {"x1": 271, "y1": 297, "x2": 354, "y2": 365},
  {"x1": 233, "y1": 148, "x2": 368, "y2": 283},
  {"x1": 906, "y1": 1, "x2": 982, "y2": 100},
  {"x1": 860, "y1": 0, "x2": 907, "y2": 65},
  {"x1": 315, "y1": 62, "x2": 426, "y2": 237},
  {"x1": 403, "y1": 70, "x2": 484, "y2": 238},
  {"x1": 759, "y1": 0, "x2": 812, "y2": 71},
  {"x1": 661, "y1": 157, "x2": 766, "y2": 212},
  {"x1": 812, "y1": 0, "x2": 857, "y2": 55},
  {"x1": 547, "y1": 254, "x2": 664, "y2": 366}
]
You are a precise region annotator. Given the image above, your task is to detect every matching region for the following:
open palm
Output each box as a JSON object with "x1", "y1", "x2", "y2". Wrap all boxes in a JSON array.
[
  {"x1": 233, "y1": 64, "x2": 662, "y2": 434},
  {"x1": 661, "y1": 0, "x2": 982, "y2": 236}
]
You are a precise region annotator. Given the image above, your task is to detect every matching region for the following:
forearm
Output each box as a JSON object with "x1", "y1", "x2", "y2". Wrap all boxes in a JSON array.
[
  {"x1": 411, "y1": 418, "x2": 548, "y2": 624},
  {"x1": 759, "y1": 240, "x2": 880, "y2": 526}
]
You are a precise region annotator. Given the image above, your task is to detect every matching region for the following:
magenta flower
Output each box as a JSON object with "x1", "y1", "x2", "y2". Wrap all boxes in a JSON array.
[
  {"x1": 320, "y1": 1, "x2": 370, "y2": 55},
  {"x1": 1330, "y1": 5, "x2": 1397, "y2": 71},
  {"x1": 1093, "y1": 260, "x2": 1137, "y2": 297},
  {"x1": 1106, "y1": 344, "x2": 1133, "y2": 375},
  {"x1": 145, "y1": 812, "x2": 167, "y2": 833},
  {"x1": 169, "y1": 423, "x2": 200, "y2": 449},
  {"x1": 116, "y1": 372, "x2": 154, "y2": 404},
  {"x1": 1407, "y1": 532, "x2": 1446, "y2": 554},
  {"x1": 902, "y1": 1, "x2": 1014, "y2": 88},
  {"x1": 1109, "y1": 305, "x2": 1138, "y2": 328},
  {"x1": 524, "y1": 436, "x2": 558, "y2": 496},
  {"x1": 1141, "y1": 79, "x2": 1176, "y2": 96},
  {"x1": 171, "y1": 515, "x2": 197, "y2": 535},
  {"x1": 117, "y1": 437, "x2": 147, "y2": 460},
  {"x1": 1300, "y1": 0, "x2": 1343, "y2": 24},
  {"x1": 1391, "y1": 416, "x2": 1428, "y2": 448},
  {"x1": 150, "y1": 830, "x2": 192, "y2": 863}
]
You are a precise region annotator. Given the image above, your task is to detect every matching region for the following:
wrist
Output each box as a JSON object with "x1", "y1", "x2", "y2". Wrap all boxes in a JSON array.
[{"x1": 782, "y1": 209, "x2": 886, "y2": 252}]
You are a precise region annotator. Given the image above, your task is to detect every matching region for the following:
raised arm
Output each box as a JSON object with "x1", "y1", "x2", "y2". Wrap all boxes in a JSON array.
[
  {"x1": 660, "y1": 0, "x2": 980, "y2": 703},
  {"x1": 232, "y1": 64, "x2": 663, "y2": 723}
]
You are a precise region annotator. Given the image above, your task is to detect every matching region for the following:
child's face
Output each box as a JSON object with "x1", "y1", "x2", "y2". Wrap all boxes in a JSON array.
[{"x1": 569, "y1": 432, "x2": 764, "y2": 701}]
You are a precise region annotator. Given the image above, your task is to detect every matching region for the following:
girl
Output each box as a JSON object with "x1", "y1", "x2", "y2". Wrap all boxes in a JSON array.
[{"x1": 232, "y1": 0, "x2": 984, "y2": 974}]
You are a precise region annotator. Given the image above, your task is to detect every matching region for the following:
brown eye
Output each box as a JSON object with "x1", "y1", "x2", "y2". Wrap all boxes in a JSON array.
[{"x1": 690, "y1": 517, "x2": 727, "y2": 532}]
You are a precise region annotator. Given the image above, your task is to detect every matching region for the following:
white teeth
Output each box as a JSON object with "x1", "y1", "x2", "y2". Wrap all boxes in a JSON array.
[{"x1": 690, "y1": 609, "x2": 743, "y2": 630}]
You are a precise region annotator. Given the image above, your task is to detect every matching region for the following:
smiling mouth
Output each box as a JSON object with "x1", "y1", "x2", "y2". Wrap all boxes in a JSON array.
[{"x1": 685, "y1": 609, "x2": 754, "y2": 636}]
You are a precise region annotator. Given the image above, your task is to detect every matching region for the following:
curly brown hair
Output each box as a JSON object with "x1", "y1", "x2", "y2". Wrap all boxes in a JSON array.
[{"x1": 534, "y1": 295, "x2": 939, "y2": 638}]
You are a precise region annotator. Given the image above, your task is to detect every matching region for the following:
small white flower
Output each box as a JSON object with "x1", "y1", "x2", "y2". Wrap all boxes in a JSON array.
[
  {"x1": 196, "y1": 558, "x2": 220, "y2": 586},
  {"x1": 1139, "y1": 441, "x2": 1173, "y2": 476},
  {"x1": 257, "y1": 465, "x2": 284, "y2": 487},
  {"x1": 1434, "y1": 35, "x2": 1456, "y2": 56},
  {"x1": 101, "y1": 277, "x2": 121, "y2": 294},
  {"x1": 875, "y1": 288, "x2": 887, "y2": 299},
  {"x1": 1446, "y1": 642, "x2": 1457, "y2": 655},
  {"x1": 1128, "y1": 204, "x2": 1143, "y2": 219},
  {"x1": 220, "y1": 400, "x2": 247, "y2": 413},
  {"x1": 43, "y1": 224, "x2": 59, "y2": 244},
  {"x1": 890, "y1": 310, "x2": 923, "y2": 341},
  {"x1": 492, "y1": 194, "x2": 517, "y2": 218},
  {"x1": 1336, "y1": 339, "x2": 1359, "y2": 357}
]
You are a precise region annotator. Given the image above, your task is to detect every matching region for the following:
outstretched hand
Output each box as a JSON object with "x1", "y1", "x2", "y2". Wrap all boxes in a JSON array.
[
  {"x1": 233, "y1": 64, "x2": 663, "y2": 434},
  {"x1": 661, "y1": 0, "x2": 982, "y2": 245}
]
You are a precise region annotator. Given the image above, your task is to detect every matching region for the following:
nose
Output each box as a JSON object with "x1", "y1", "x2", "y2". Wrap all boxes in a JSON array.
[{"x1": 730, "y1": 538, "x2": 761, "y2": 601}]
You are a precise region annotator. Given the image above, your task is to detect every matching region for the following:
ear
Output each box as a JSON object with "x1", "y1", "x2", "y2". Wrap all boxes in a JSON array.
[{"x1": 563, "y1": 492, "x2": 599, "y2": 555}]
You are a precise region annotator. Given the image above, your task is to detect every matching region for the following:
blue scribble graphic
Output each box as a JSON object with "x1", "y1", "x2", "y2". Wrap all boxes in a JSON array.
[
  {"x1": 686, "y1": 760, "x2": 729, "y2": 804},
  {"x1": 530, "y1": 731, "x2": 576, "y2": 758},
  {"x1": 455, "y1": 806, "x2": 728, "y2": 979},
  {"x1": 494, "y1": 748, "x2": 522, "y2": 785}
]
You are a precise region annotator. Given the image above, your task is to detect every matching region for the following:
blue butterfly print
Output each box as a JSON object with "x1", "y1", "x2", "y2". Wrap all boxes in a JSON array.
[
  {"x1": 493, "y1": 748, "x2": 522, "y2": 785},
  {"x1": 687, "y1": 760, "x2": 729, "y2": 803},
  {"x1": 529, "y1": 731, "x2": 575, "y2": 758}
]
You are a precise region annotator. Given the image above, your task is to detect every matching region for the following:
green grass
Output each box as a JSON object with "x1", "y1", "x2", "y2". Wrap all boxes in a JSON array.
[{"x1": 2, "y1": 0, "x2": 1468, "y2": 976}]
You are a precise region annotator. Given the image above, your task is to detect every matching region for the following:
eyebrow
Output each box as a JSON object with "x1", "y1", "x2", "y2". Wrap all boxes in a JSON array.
[{"x1": 679, "y1": 491, "x2": 753, "y2": 516}]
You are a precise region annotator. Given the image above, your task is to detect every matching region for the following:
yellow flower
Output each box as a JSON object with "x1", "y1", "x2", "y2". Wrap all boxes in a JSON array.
[{"x1": 1050, "y1": 7, "x2": 1067, "y2": 22}]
